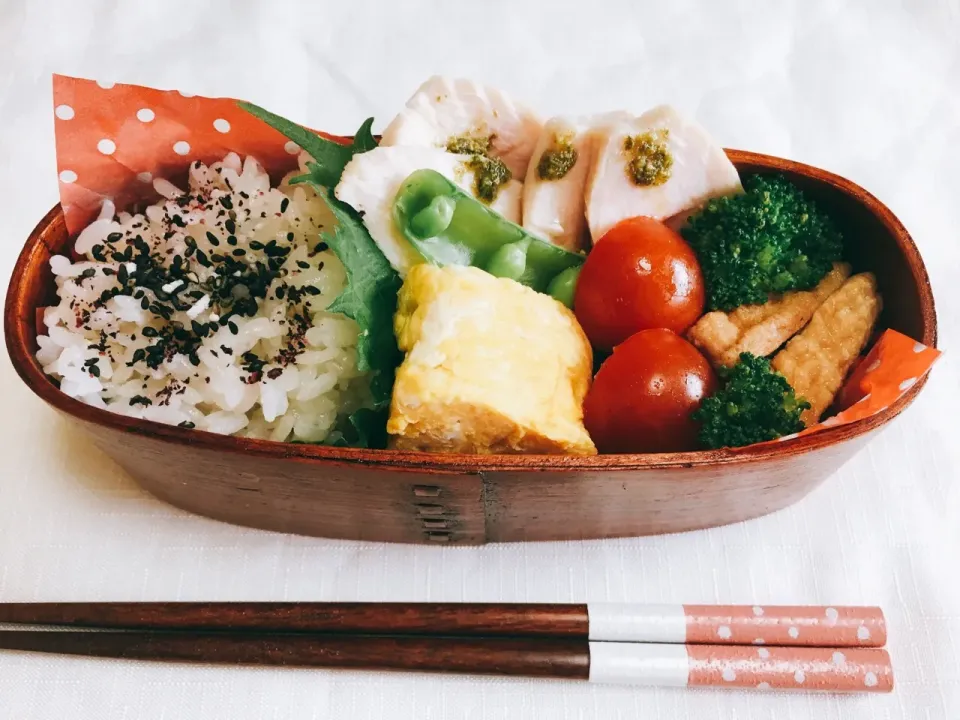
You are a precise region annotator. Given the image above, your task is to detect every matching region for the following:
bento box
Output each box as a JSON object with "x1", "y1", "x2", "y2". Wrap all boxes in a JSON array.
[
  {"x1": 4, "y1": 79, "x2": 939, "y2": 545},
  {"x1": 4, "y1": 147, "x2": 935, "y2": 544}
]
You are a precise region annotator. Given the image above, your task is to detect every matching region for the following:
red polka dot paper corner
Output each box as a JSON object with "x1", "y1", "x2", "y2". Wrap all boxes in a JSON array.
[{"x1": 51, "y1": 74, "x2": 326, "y2": 235}]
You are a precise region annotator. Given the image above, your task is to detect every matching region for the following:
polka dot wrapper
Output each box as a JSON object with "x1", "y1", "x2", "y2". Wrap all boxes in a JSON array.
[
  {"x1": 50, "y1": 75, "x2": 941, "y2": 446},
  {"x1": 51, "y1": 74, "x2": 347, "y2": 234}
]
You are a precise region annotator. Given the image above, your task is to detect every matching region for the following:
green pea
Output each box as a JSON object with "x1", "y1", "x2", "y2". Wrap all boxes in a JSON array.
[
  {"x1": 547, "y1": 265, "x2": 581, "y2": 308},
  {"x1": 409, "y1": 194, "x2": 456, "y2": 239},
  {"x1": 486, "y1": 240, "x2": 529, "y2": 281}
]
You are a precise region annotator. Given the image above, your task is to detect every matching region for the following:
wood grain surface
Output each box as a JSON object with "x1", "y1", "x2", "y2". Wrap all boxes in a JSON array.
[
  {"x1": 0, "y1": 631, "x2": 591, "y2": 678},
  {"x1": 0, "y1": 602, "x2": 589, "y2": 636}
]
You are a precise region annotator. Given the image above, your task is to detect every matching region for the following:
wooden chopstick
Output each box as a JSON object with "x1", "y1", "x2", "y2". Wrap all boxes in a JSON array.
[
  {"x1": 0, "y1": 629, "x2": 893, "y2": 693},
  {"x1": 0, "y1": 602, "x2": 584, "y2": 636},
  {"x1": 0, "y1": 602, "x2": 886, "y2": 648}
]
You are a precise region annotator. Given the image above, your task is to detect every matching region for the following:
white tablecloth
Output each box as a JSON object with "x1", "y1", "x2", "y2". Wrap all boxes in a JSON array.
[{"x1": 1, "y1": 1, "x2": 958, "y2": 717}]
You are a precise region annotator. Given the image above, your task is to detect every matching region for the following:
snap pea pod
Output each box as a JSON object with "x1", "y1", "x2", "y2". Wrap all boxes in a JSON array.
[
  {"x1": 546, "y1": 265, "x2": 582, "y2": 309},
  {"x1": 392, "y1": 169, "x2": 584, "y2": 295}
]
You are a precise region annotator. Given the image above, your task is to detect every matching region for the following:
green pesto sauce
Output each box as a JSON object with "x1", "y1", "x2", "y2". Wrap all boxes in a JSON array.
[
  {"x1": 623, "y1": 129, "x2": 673, "y2": 186},
  {"x1": 464, "y1": 154, "x2": 512, "y2": 203},
  {"x1": 446, "y1": 133, "x2": 493, "y2": 156},
  {"x1": 536, "y1": 134, "x2": 579, "y2": 180}
]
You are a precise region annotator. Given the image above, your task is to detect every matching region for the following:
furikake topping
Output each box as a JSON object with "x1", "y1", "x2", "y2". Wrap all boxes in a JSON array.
[
  {"x1": 74, "y1": 176, "x2": 333, "y2": 390},
  {"x1": 623, "y1": 128, "x2": 673, "y2": 186}
]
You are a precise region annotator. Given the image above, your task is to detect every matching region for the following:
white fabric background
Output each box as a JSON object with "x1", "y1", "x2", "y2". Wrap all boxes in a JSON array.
[{"x1": 1, "y1": 1, "x2": 958, "y2": 717}]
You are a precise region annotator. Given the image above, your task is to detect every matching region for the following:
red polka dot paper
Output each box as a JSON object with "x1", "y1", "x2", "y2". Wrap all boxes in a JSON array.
[
  {"x1": 769, "y1": 328, "x2": 942, "y2": 445},
  {"x1": 50, "y1": 74, "x2": 940, "y2": 444},
  {"x1": 52, "y1": 74, "x2": 347, "y2": 234}
]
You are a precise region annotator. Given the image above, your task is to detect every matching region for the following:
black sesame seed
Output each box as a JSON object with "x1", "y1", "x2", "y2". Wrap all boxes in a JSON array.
[
  {"x1": 296, "y1": 260, "x2": 310, "y2": 269},
  {"x1": 313, "y1": 242, "x2": 328, "y2": 254},
  {"x1": 79, "y1": 268, "x2": 97, "y2": 279},
  {"x1": 111, "y1": 251, "x2": 126, "y2": 263},
  {"x1": 249, "y1": 240, "x2": 264, "y2": 250},
  {"x1": 225, "y1": 218, "x2": 236, "y2": 235},
  {"x1": 195, "y1": 249, "x2": 211, "y2": 266},
  {"x1": 170, "y1": 215, "x2": 186, "y2": 227},
  {"x1": 218, "y1": 196, "x2": 233, "y2": 210},
  {"x1": 140, "y1": 297, "x2": 150, "y2": 310},
  {"x1": 178, "y1": 421, "x2": 196, "y2": 429},
  {"x1": 280, "y1": 198, "x2": 289, "y2": 213},
  {"x1": 227, "y1": 321, "x2": 239, "y2": 335},
  {"x1": 205, "y1": 231, "x2": 220, "y2": 246},
  {"x1": 117, "y1": 265, "x2": 129, "y2": 284},
  {"x1": 219, "y1": 345, "x2": 233, "y2": 355},
  {"x1": 129, "y1": 395, "x2": 152, "y2": 407},
  {"x1": 303, "y1": 285, "x2": 321, "y2": 296},
  {"x1": 142, "y1": 327, "x2": 159, "y2": 337},
  {"x1": 227, "y1": 235, "x2": 238, "y2": 246}
]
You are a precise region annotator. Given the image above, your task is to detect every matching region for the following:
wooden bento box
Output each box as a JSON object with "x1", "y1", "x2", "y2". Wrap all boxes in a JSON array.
[{"x1": 5, "y1": 150, "x2": 937, "y2": 545}]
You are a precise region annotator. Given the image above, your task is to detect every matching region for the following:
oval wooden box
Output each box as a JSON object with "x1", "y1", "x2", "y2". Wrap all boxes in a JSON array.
[{"x1": 5, "y1": 151, "x2": 937, "y2": 545}]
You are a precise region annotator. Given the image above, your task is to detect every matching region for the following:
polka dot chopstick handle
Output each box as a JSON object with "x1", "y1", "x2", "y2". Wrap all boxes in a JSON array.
[
  {"x1": 589, "y1": 642, "x2": 893, "y2": 692},
  {"x1": 587, "y1": 604, "x2": 886, "y2": 647}
]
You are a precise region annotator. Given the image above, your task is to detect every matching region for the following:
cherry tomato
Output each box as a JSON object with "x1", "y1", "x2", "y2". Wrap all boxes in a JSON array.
[
  {"x1": 584, "y1": 329, "x2": 717, "y2": 453},
  {"x1": 574, "y1": 217, "x2": 705, "y2": 350}
]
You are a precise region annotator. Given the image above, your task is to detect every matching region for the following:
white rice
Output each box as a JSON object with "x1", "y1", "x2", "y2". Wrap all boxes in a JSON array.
[{"x1": 36, "y1": 152, "x2": 370, "y2": 443}]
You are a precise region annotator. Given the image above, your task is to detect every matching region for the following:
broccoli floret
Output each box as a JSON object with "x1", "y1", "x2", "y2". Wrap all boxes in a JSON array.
[
  {"x1": 682, "y1": 174, "x2": 843, "y2": 311},
  {"x1": 694, "y1": 352, "x2": 810, "y2": 449}
]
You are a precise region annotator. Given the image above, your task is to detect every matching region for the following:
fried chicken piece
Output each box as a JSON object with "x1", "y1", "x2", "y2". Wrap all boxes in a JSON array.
[
  {"x1": 772, "y1": 273, "x2": 882, "y2": 426},
  {"x1": 688, "y1": 263, "x2": 851, "y2": 367}
]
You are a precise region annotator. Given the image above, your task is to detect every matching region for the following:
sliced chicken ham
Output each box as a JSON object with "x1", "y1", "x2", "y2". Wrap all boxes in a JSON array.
[
  {"x1": 380, "y1": 76, "x2": 543, "y2": 178},
  {"x1": 335, "y1": 146, "x2": 522, "y2": 277},
  {"x1": 522, "y1": 112, "x2": 630, "y2": 253},
  {"x1": 585, "y1": 105, "x2": 742, "y2": 242}
]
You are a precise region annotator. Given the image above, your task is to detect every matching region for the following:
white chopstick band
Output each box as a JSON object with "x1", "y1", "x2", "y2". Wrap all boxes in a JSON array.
[
  {"x1": 586, "y1": 603, "x2": 687, "y2": 643},
  {"x1": 588, "y1": 642, "x2": 690, "y2": 686}
]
